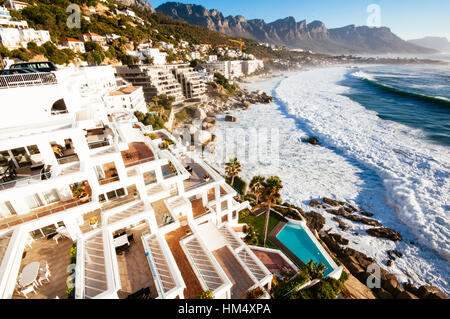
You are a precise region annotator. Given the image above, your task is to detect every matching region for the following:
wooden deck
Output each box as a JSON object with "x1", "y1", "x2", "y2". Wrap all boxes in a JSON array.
[
  {"x1": 165, "y1": 224, "x2": 203, "y2": 299},
  {"x1": 13, "y1": 237, "x2": 74, "y2": 299},
  {"x1": 213, "y1": 247, "x2": 253, "y2": 299}
]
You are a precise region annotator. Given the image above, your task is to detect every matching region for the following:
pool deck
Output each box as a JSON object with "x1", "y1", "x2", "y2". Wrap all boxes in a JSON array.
[{"x1": 268, "y1": 221, "x2": 306, "y2": 270}]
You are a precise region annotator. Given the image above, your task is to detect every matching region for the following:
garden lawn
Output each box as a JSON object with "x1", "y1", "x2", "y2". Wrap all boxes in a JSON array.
[{"x1": 239, "y1": 210, "x2": 284, "y2": 249}]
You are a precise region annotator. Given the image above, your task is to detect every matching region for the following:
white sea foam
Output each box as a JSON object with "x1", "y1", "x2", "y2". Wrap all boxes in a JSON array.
[{"x1": 201, "y1": 67, "x2": 450, "y2": 294}]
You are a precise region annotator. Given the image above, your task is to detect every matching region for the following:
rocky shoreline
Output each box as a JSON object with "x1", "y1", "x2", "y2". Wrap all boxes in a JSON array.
[
  {"x1": 294, "y1": 198, "x2": 448, "y2": 299},
  {"x1": 175, "y1": 88, "x2": 274, "y2": 153}
]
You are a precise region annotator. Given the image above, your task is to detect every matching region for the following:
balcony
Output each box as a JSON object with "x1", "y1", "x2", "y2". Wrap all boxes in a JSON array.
[
  {"x1": 12, "y1": 236, "x2": 74, "y2": 299},
  {"x1": 182, "y1": 158, "x2": 215, "y2": 192},
  {"x1": 116, "y1": 224, "x2": 159, "y2": 299},
  {"x1": 121, "y1": 142, "x2": 155, "y2": 168},
  {"x1": 191, "y1": 198, "x2": 212, "y2": 220},
  {"x1": 151, "y1": 199, "x2": 176, "y2": 228},
  {"x1": 0, "y1": 72, "x2": 58, "y2": 89},
  {"x1": 0, "y1": 183, "x2": 93, "y2": 231}
]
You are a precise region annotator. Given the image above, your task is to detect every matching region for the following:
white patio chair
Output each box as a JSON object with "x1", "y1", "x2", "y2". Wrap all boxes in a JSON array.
[
  {"x1": 53, "y1": 233, "x2": 63, "y2": 244},
  {"x1": 37, "y1": 267, "x2": 51, "y2": 285},
  {"x1": 20, "y1": 285, "x2": 37, "y2": 298}
]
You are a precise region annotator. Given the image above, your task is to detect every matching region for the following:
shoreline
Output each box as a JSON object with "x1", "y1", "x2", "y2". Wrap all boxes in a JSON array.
[{"x1": 197, "y1": 65, "x2": 449, "y2": 298}]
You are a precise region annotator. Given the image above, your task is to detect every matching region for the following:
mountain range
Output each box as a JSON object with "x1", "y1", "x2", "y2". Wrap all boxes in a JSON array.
[
  {"x1": 408, "y1": 37, "x2": 450, "y2": 53},
  {"x1": 156, "y1": 2, "x2": 436, "y2": 55},
  {"x1": 117, "y1": 0, "x2": 155, "y2": 12}
]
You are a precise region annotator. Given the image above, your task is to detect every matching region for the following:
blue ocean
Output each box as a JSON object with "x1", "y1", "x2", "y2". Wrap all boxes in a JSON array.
[{"x1": 343, "y1": 65, "x2": 450, "y2": 146}]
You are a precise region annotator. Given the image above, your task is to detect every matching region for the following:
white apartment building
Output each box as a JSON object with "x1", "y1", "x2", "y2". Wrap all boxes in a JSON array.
[
  {"x1": 205, "y1": 60, "x2": 264, "y2": 80},
  {"x1": 137, "y1": 48, "x2": 167, "y2": 66},
  {"x1": 189, "y1": 51, "x2": 201, "y2": 60},
  {"x1": 0, "y1": 64, "x2": 280, "y2": 300},
  {"x1": 170, "y1": 65, "x2": 207, "y2": 101},
  {"x1": 103, "y1": 86, "x2": 147, "y2": 114},
  {"x1": 0, "y1": 6, "x2": 27, "y2": 28},
  {"x1": 115, "y1": 65, "x2": 184, "y2": 104},
  {"x1": 59, "y1": 38, "x2": 86, "y2": 53},
  {"x1": 206, "y1": 55, "x2": 217, "y2": 63},
  {"x1": 7, "y1": 0, "x2": 29, "y2": 11},
  {"x1": 0, "y1": 27, "x2": 50, "y2": 50}
]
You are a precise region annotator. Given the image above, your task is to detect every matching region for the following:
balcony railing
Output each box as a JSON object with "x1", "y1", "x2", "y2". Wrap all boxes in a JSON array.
[
  {"x1": 0, "y1": 197, "x2": 92, "y2": 230},
  {"x1": 124, "y1": 156, "x2": 155, "y2": 168},
  {"x1": 0, "y1": 72, "x2": 58, "y2": 89},
  {"x1": 88, "y1": 140, "x2": 110, "y2": 150},
  {"x1": 98, "y1": 175, "x2": 120, "y2": 185},
  {"x1": 0, "y1": 170, "x2": 52, "y2": 191}
]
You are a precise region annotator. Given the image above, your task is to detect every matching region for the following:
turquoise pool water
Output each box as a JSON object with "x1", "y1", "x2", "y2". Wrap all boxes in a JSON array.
[{"x1": 277, "y1": 223, "x2": 334, "y2": 277}]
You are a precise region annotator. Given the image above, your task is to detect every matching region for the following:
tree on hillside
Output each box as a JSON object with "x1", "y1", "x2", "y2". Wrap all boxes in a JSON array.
[
  {"x1": 225, "y1": 158, "x2": 242, "y2": 186},
  {"x1": 261, "y1": 176, "x2": 283, "y2": 246}
]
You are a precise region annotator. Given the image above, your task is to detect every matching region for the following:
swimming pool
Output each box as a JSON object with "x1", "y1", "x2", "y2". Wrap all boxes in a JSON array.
[{"x1": 276, "y1": 223, "x2": 334, "y2": 277}]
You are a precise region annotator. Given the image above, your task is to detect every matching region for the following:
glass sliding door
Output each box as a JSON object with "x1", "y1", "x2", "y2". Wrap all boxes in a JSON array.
[
  {"x1": 42, "y1": 189, "x2": 60, "y2": 205},
  {"x1": 0, "y1": 201, "x2": 16, "y2": 218},
  {"x1": 25, "y1": 193, "x2": 44, "y2": 210}
]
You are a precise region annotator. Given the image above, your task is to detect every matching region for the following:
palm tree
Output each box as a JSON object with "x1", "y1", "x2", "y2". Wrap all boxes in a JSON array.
[
  {"x1": 306, "y1": 260, "x2": 327, "y2": 279},
  {"x1": 225, "y1": 157, "x2": 242, "y2": 186},
  {"x1": 249, "y1": 176, "x2": 265, "y2": 204},
  {"x1": 261, "y1": 176, "x2": 283, "y2": 246}
]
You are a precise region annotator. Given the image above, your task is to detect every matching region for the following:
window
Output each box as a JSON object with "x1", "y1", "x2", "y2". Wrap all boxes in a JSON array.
[
  {"x1": 106, "y1": 188, "x2": 126, "y2": 201},
  {"x1": 0, "y1": 201, "x2": 16, "y2": 218},
  {"x1": 11, "y1": 147, "x2": 30, "y2": 168}
]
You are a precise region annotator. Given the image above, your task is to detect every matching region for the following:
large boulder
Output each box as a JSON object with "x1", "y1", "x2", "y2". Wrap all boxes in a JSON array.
[
  {"x1": 195, "y1": 108, "x2": 207, "y2": 120},
  {"x1": 381, "y1": 273, "x2": 405, "y2": 297},
  {"x1": 308, "y1": 137, "x2": 319, "y2": 145},
  {"x1": 323, "y1": 198, "x2": 341, "y2": 207},
  {"x1": 305, "y1": 211, "x2": 326, "y2": 232},
  {"x1": 309, "y1": 199, "x2": 323, "y2": 208},
  {"x1": 417, "y1": 286, "x2": 449, "y2": 299},
  {"x1": 225, "y1": 115, "x2": 237, "y2": 122},
  {"x1": 204, "y1": 117, "x2": 217, "y2": 125},
  {"x1": 330, "y1": 233, "x2": 349, "y2": 245},
  {"x1": 333, "y1": 217, "x2": 350, "y2": 231},
  {"x1": 195, "y1": 130, "x2": 212, "y2": 145},
  {"x1": 366, "y1": 228, "x2": 402, "y2": 241}
]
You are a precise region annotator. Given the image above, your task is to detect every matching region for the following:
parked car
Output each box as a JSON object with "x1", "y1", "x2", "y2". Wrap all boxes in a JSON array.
[
  {"x1": 0, "y1": 68, "x2": 39, "y2": 75},
  {"x1": 9, "y1": 61, "x2": 57, "y2": 72}
]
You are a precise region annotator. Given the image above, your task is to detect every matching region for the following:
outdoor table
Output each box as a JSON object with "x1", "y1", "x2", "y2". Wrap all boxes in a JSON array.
[
  {"x1": 114, "y1": 234, "x2": 130, "y2": 248},
  {"x1": 18, "y1": 262, "x2": 40, "y2": 287}
]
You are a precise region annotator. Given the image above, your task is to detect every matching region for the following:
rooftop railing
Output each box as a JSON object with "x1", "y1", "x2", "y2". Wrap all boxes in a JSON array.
[{"x1": 0, "y1": 72, "x2": 58, "y2": 89}]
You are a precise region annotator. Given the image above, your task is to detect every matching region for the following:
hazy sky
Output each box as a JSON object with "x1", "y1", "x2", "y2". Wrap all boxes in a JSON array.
[{"x1": 150, "y1": 0, "x2": 450, "y2": 40}]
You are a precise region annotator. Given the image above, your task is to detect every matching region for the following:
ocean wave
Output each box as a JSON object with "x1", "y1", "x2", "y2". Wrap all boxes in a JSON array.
[
  {"x1": 350, "y1": 71, "x2": 450, "y2": 107},
  {"x1": 275, "y1": 68, "x2": 450, "y2": 263}
]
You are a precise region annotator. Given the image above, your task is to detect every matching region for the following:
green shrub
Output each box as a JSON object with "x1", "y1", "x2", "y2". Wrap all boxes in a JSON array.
[
  {"x1": 246, "y1": 287, "x2": 265, "y2": 299},
  {"x1": 339, "y1": 271, "x2": 349, "y2": 283},
  {"x1": 196, "y1": 290, "x2": 215, "y2": 299}
]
